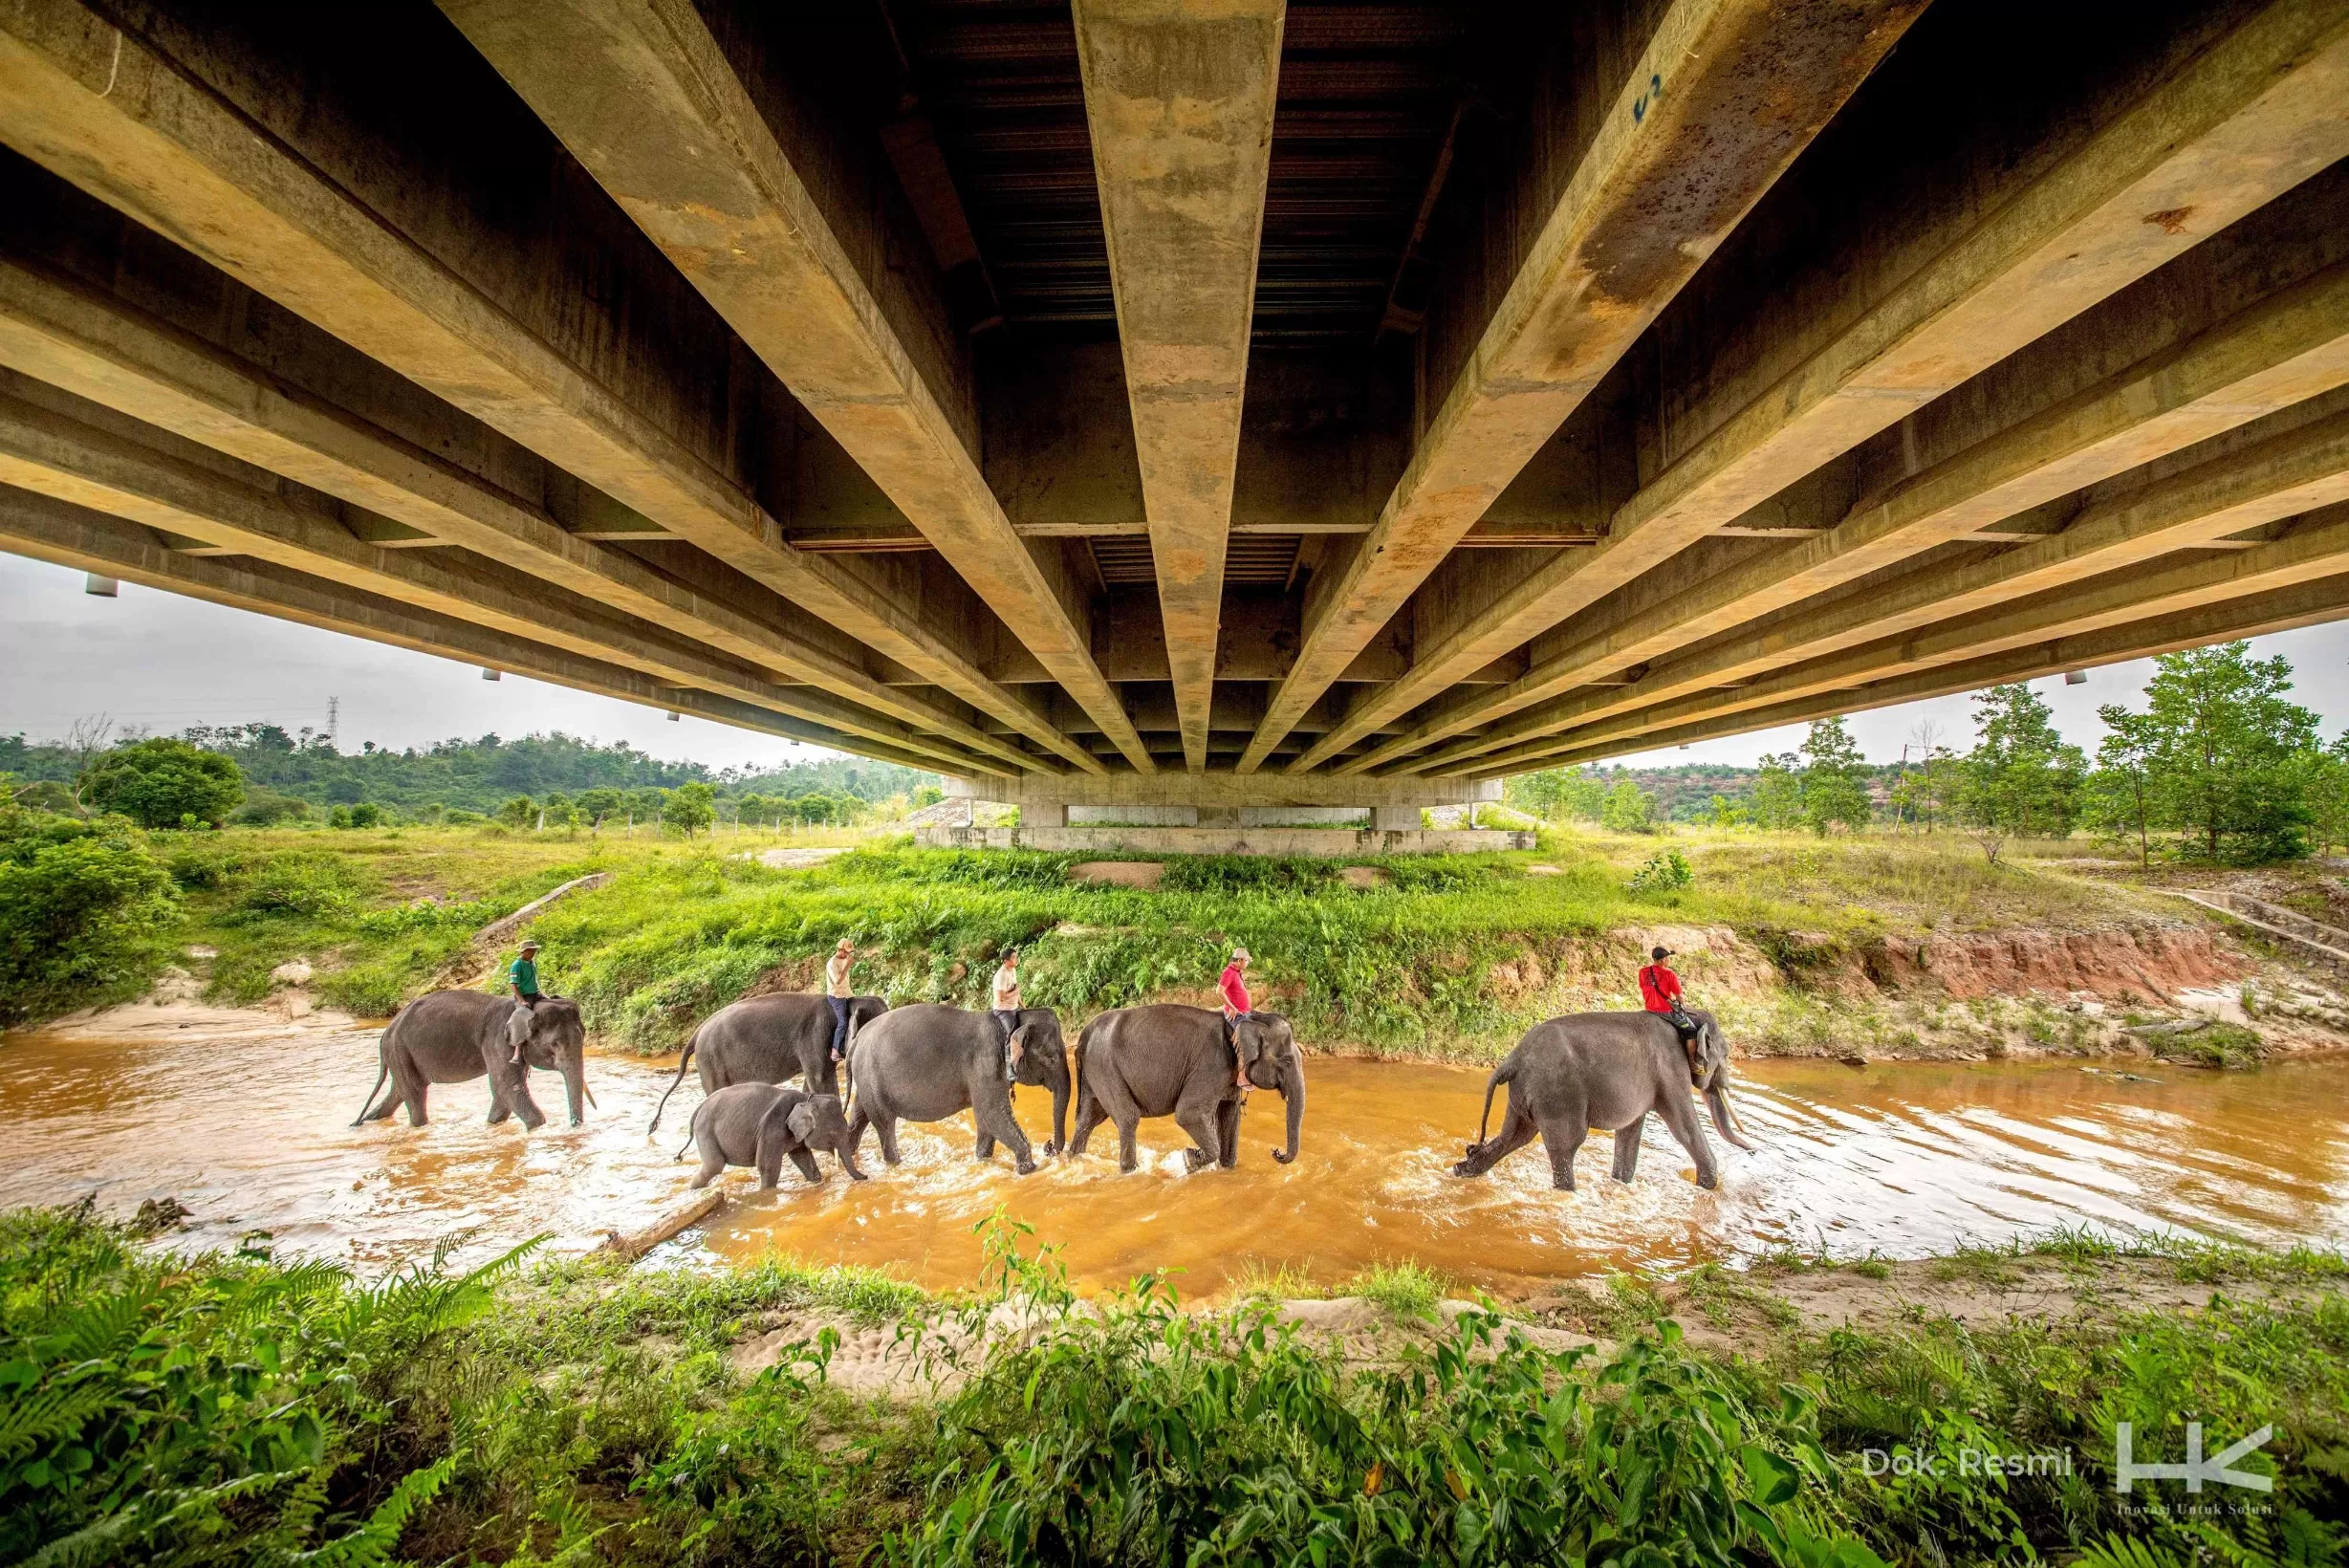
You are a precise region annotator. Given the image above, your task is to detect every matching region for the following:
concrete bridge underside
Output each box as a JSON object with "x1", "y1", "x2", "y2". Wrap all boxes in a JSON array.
[{"x1": 2, "y1": 0, "x2": 2347, "y2": 818}]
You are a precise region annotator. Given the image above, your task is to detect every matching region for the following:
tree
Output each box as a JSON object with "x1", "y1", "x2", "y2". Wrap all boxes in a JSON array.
[
  {"x1": 1796, "y1": 719, "x2": 1872, "y2": 837},
  {"x1": 2084, "y1": 708, "x2": 2160, "y2": 868},
  {"x1": 496, "y1": 795, "x2": 534, "y2": 830},
  {"x1": 576, "y1": 787, "x2": 623, "y2": 832},
  {"x1": 663, "y1": 781, "x2": 716, "y2": 838},
  {"x1": 1750, "y1": 753, "x2": 1803, "y2": 831},
  {"x1": 913, "y1": 784, "x2": 944, "y2": 808},
  {"x1": 0, "y1": 806, "x2": 179, "y2": 1026},
  {"x1": 2132, "y1": 642, "x2": 2320, "y2": 863},
  {"x1": 1953, "y1": 684, "x2": 2085, "y2": 863},
  {"x1": 80, "y1": 738, "x2": 244, "y2": 829},
  {"x1": 2308, "y1": 736, "x2": 2349, "y2": 860},
  {"x1": 1706, "y1": 794, "x2": 1745, "y2": 828},
  {"x1": 539, "y1": 791, "x2": 579, "y2": 834},
  {"x1": 1599, "y1": 779, "x2": 1654, "y2": 834}
]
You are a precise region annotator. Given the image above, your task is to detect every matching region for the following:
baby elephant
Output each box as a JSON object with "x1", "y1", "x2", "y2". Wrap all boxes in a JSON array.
[
  {"x1": 684, "y1": 1083, "x2": 866, "y2": 1189},
  {"x1": 1453, "y1": 1009, "x2": 1756, "y2": 1191}
]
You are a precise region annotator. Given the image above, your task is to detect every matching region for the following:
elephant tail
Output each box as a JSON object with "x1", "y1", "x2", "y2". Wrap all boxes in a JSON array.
[
  {"x1": 1473, "y1": 1057, "x2": 1518, "y2": 1151},
  {"x1": 675, "y1": 1096, "x2": 702, "y2": 1163},
  {"x1": 350, "y1": 1056, "x2": 391, "y2": 1128},
  {"x1": 648, "y1": 1034, "x2": 698, "y2": 1136}
]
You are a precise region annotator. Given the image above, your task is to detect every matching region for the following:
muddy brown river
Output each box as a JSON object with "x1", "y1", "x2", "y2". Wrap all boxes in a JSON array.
[{"x1": 3, "y1": 1025, "x2": 2345, "y2": 1297}]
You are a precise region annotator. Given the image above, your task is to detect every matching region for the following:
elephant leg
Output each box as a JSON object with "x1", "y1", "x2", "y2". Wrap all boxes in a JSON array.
[
  {"x1": 1070, "y1": 1086, "x2": 1108, "y2": 1157},
  {"x1": 1454, "y1": 1090, "x2": 1538, "y2": 1177},
  {"x1": 789, "y1": 1147, "x2": 822, "y2": 1184},
  {"x1": 1116, "y1": 1115, "x2": 1142, "y2": 1174},
  {"x1": 689, "y1": 1151, "x2": 724, "y2": 1190},
  {"x1": 1215, "y1": 1099, "x2": 1242, "y2": 1169},
  {"x1": 877, "y1": 1115, "x2": 903, "y2": 1166},
  {"x1": 1654, "y1": 1090, "x2": 1720, "y2": 1190},
  {"x1": 845, "y1": 1100, "x2": 871, "y2": 1160},
  {"x1": 486, "y1": 1082, "x2": 511, "y2": 1125},
  {"x1": 974, "y1": 1090, "x2": 1036, "y2": 1175},
  {"x1": 402, "y1": 1075, "x2": 429, "y2": 1127},
  {"x1": 1610, "y1": 1114, "x2": 1647, "y2": 1183},
  {"x1": 1174, "y1": 1100, "x2": 1223, "y2": 1173},
  {"x1": 1538, "y1": 1117, "x2": 1588, "y2": 1192},
  {"x1": 974, "y1": 1130, "x2": 995, "y2": 1161}
]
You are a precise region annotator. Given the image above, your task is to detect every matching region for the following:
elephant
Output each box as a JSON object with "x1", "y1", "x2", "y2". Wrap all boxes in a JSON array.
[
  {"x1": 352, "y1": 991, "x2": 593, "y2": 1130},
  {"x1": 1069, "y1": 1005, "x2": 1305, "y2": 1174},
  {"x1": 843, "y1": 1004, "x2": 1071, "y2": 1175},
  {"x1": 684, "y1": 1082, "x2": 866, "y2": 1188},
  {"x1": 1451, "y1": 1009, "x2": 1756, "y2": 1191},
  {"x1": 646, "y1": 991, "x2": 887, "y2": 1134}
]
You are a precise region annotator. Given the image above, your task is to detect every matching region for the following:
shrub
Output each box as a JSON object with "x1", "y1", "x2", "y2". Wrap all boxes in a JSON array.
[
  {"x1": 80, "y1": 737, "x2": 244, "y2": 828},
  {"x1": 230, "y1": 787, "x2": 311, "y2": 826},
  {"x1": 1628, "y1": 847, "x2": 1693, "y2": 892},
  {"x1": 231, "y1": 854, "x2": 364, "y2": 920},
  {"x1": 0, "y1": 808, "x2": 179, "y2": 1025}
]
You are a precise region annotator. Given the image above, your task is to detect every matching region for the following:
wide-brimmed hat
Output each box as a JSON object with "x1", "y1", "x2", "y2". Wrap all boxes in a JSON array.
[
  {"x1": 1650, "y1": 946, "x2": 1672, "y2": 961},
  {"x1": 1230, "y1": 946, "x2": 1251, "y2": 962},
  {"x1": 519, "y1": 939, "x2": 541, "y2": 953}
]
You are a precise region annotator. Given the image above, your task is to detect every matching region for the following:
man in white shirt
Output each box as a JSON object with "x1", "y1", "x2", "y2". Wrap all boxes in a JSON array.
[
  {"x1": 990, "y1": 948, "x2": 1022, "y2": 1081},
  {"x1": 825, "y1": 938, "x2": 855, "y2": 1061}
]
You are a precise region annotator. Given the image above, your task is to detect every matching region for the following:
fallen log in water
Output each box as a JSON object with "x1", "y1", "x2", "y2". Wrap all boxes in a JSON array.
[{"x1": 596, "y1": 1188, "x2": 726, "y2": 1261}]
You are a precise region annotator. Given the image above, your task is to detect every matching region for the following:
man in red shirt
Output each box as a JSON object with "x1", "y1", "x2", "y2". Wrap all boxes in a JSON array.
[
  {"x1": 1639, "y1": 945, "x2": 1701, "y2": 1069},
  {"x1": 1220, "y1": 947, "x2": 1253, "y2": 1089}
]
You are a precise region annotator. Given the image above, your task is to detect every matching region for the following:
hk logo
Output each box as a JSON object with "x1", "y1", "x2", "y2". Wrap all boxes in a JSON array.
[{"x1": 2115, "y1": 1423, "x2": 2274, "y2": 1493}]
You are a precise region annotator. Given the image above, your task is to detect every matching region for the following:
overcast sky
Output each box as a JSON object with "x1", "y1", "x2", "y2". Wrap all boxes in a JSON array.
[{"x1": 5, "y1": 552, "x2": 2346, "y2": 772}]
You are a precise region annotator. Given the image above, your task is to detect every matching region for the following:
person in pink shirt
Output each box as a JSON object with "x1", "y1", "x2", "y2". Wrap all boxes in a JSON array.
[{"x1": 1220, "y1": 946, "x2": 1253, "y2": 1089}]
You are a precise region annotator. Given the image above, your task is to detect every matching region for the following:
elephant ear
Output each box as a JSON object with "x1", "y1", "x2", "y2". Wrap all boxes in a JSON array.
[
  {"x1": 786, "y1": 1101, "x2": 818, "y2": 1144},
  {"x1": 505, "y1": 1007, "x2": 532, "y2": 1055}
]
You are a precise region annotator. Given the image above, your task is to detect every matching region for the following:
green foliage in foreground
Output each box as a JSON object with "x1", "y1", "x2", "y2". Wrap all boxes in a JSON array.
[
  {"x1": 7, "y1": 1205, "x2": 2344, "y2": 1567},
  {"x1": 0, "y1": 807, "x2": 179, "y2": 1026}
]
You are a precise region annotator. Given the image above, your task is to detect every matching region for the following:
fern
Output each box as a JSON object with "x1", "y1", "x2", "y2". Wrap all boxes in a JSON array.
[
  {"x1": 2077, "y1": 1536, "x2": 2189, "y2": 1568},
  {"x1": 0, "y1": 1382, "x2": 113, "y2": 1458},
  {"x1": 291, "y1": 1455, "x2": 454, "y2": 1567}
]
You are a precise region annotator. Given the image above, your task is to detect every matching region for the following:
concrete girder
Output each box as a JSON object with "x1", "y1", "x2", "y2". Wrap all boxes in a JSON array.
[
  {"x1": 1235, "y1": 0, "x2": 1928, "y2": 773},
  {"x1": 1456, "y1": 565, "x2": 2349, "y2": 779},
  {"x1": 1460, "y1": 499, "x2": 2349, "y2": 775},
  {"x1": 1403, "y1": 396, "x2": 2349, "y2": 772},
  {"x1": 0, "y1": 492, "x2": 975, "y2": 773},
  {"x1": 0, "y1": 0, "x2": 1093, "y2": 773},
  {"x1": 0, "y1": 391, "x2": 1015, "y2": 776},
  {"x1": 1307, "y1": 0, "x2": 2349, "y2": 774},
  {"x1": 1073, "y1": 0, "x2": 1283, "y2": 772},
  {"x1": 435, "y1": 0, "x2": 1151, "y2": 773},
  {"x1": 1370, "y1": 259, "x2": 2349, "y2": 773},
  {"x1": 0, "y1": 253, "x2": 1054, "y2": 776}
]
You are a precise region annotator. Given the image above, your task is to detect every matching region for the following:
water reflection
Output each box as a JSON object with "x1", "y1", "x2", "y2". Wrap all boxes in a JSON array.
[{"x1": 2, "y1": 1025, "x2": 2344, "y2": 1297}]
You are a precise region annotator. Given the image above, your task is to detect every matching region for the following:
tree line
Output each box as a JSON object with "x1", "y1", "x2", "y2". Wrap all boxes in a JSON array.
[{"x1": 1507, "y1": 642, "x2": 2348, "y2": 865}]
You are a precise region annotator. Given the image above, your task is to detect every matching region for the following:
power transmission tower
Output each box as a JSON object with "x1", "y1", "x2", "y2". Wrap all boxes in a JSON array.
[{"x1": 328, "y1": 695, "x2": 339, "y2": 748}]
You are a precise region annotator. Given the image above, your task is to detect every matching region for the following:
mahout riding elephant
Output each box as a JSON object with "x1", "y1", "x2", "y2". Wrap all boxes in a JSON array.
[
  {"x1": 684, "y1": 1083, "x2": 866, "y2": 1188},
  {"x1": 1069, "y1": 1004, "x2": 1304, "y2": 1173},
  {"x1": 1452, "y1": 1009, "x2": 1755, "y2": 1191},
  {"x1": 646, "y1": 991, "x2": 887, "y2": 1134},
  {"x1": 351, "y1": 991, "x2": 593, "y2": 1130},
  {"x1": 844, "y1": 1003, "x2": 1070, "y2": 1174}
]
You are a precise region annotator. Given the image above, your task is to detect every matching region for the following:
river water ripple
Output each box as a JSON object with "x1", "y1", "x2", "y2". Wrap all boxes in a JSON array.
[{"x1": 3, "y1": 1026, "x2": 2344, "y2": 1296}]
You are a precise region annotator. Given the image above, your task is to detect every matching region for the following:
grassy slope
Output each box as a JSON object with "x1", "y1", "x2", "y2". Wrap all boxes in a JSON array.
[
  {"x1": 121, "y1": 823, "x2": 2194, "y2": 1056},
  {"x1": 4, "y1": 1205, "x2": 2341, "y2": 1566}
]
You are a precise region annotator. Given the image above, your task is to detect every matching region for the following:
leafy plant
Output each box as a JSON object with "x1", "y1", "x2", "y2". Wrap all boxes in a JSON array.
[{"x1": 1629, "y1": 847, "x2": 1694, "y2": 892}]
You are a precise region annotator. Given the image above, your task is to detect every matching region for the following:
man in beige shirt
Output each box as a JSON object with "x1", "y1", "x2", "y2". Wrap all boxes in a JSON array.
[
  {"x1": 826, "y1": 938, "x2": 855, "y2": 1061},
  {"x1": 990, "y1": 948, "x2": 1022, "y2": 1081}
]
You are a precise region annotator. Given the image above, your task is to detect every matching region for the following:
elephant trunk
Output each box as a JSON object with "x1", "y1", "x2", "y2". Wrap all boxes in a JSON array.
[
  {"x1": 1048, "y1": 1075, "x2": 1069, "y2": 1157},
  {"x1": 1273, "y1": 1061, "x2": 1305, "y2": 1165},
  {"x1": 563, "y1": 1046, "x2": 587, "y2": 1127},
  {"x1": 834, "y1": 1135, "x2": 866, "y2": 1182},
  {"x1": 1706, "y1": 1081, "x2": 1756, "y2": 1152}
]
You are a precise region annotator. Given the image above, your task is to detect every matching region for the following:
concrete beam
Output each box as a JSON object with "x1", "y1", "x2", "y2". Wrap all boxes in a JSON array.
[
  {"x1": 1363, "y1": 257, "x2": 2349, "y2": 772},
  {"x1": 1309, "y1": 0, "x2": 2349, "y2": 773},
  {"x1": 947, "y1": 772, "x2": 1497, "y2": 811},
  {"x1": 437, "y1": 0, "x2": 1151, "y2": 773},
  {"x1": 1481, "y1": 501, "x2": 2349, "y2": 770},
  {"x1": 1409, "y1": 397, "x2": 2349, "y2": 769},
  {"x1": 0, "y1": 387, "x2": 1013, "y2": 776},
  {"x1": 1235, "y1": 0, "x2": 1926, "y2": 773},
  {"x1": 1074, "y1": 0, "x2": 1282, "y2": 772},
  {"x1": 1460, "y1": 567, "x2": 2349, "y2": 778},
  {"x1": 0, "y1": 492, "x2": 970, "y2": 773},
  {"x1": 0, "y1": 253, "x2": 1053, "y2": 776},
  {"x1": 0, "y1": 0, "x2": 1093, "y2": 772}
]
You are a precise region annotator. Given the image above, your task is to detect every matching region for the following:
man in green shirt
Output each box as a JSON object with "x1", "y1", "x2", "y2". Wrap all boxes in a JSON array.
[{"x1": 508, "y1": 940, "x2": 543, "y2": 1063}]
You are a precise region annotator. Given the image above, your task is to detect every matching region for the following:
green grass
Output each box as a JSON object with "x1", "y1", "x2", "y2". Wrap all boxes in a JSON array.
[
  {"x1": 1339, "y1": 1259, "x2": 1448, "y2": 1318},
  {"x1": 8, "y1": 1204, "x2": 2346, "y2": 1567},
  {"x1": 1229, "y1": 1259, "x2": 1323, "y2": 1302}
]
